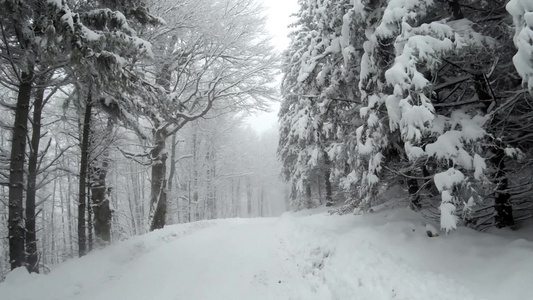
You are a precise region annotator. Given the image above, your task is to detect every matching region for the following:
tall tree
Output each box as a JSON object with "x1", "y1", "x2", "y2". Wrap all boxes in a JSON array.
[{"x1": 116, "y1": 0, "x2": 278, "y2": 230}]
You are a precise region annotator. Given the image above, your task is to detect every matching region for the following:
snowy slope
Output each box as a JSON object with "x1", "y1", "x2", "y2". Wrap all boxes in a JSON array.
[{"x1": 1, "y1": 207, "x2": 532, "y2": 300}]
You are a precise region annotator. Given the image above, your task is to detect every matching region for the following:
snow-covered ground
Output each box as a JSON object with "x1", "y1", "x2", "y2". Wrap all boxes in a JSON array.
[{"x1": 1, "y1": 205, "x2": 532, "y2": 300}]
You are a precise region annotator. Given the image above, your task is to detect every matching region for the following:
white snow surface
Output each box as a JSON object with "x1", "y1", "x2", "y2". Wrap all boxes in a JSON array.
[{"x1": 1, "y1": 207, "x2": 533, "y2": 300}]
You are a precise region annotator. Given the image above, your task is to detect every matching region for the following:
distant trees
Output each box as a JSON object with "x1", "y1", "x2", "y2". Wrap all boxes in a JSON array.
[{"x1": 280, "y1": 0, "x2": 533, "y2": 231}]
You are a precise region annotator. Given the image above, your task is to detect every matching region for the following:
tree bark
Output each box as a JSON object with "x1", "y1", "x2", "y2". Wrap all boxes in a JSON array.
[
  {"x1": 324, "y1": 169, "x2": 333, "y2": 206},
  {"x1": 305, "y1": 183, "x2": 312, "y2": 208},
  {"x1": 149, "y1": 128, "x2": 168, "y2": 231},
  {"x1": 87, "y1": 181, "x2": 93, "y2": 252},
  {"x1": 407, "y1": 175, "x2": 421, "y2": 210},
  {"x1": 25, "y1": 75, "x2": 46, "y2": 273},
  {"x1": 491, "y1": 149, "x2": 514, "y2": 228},
  {"x1": 9, "y1": 69, "x2": 33, "y2": 270},
  {"x1": 446, "y1": 0, "x2": 464, "y2": 20},
  {"x1": 167, "y1": 134, "x2": 178, "y2": 223},
  {"x1": 78, "y1": 90, "x2": 92, "y2": 257},
  {"x1": 90, "y1": 118, "x2": 113, "y2": 245}
]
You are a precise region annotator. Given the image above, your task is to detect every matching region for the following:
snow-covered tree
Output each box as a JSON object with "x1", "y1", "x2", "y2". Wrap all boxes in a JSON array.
[
  {"x1": 278, "y1": 0, "x2": 362, "y2": 209},
  {"x1": 507, "y1": 0, "x2": 533, "y2": 94},
  {"x1": 281, "y1": 0, "x2": 533, "y2": 231},
  {"x1": 110, "y1": 0, "x2": 279, "y2": 231}
]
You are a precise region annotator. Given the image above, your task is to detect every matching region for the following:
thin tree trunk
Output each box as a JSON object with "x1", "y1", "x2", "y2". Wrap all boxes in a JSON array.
[
  {"x1": 67, "y1": 171, "x2": 74, "y2": 256},
  {"x1": 492, "y1": 149, "x2": 514, "y2": 228},
  {"x1": 9, "y1": 69, "x2": 33, "y2": 270},
  {"x1": 235, "y1": 178, "x2": 241, "y2": 217},
  {"x1": 188, "y1": 181, "x2": 192, "y2": 223},
  {"x1": 50, "y1": 189, "x2": 56, "y2": 264},
  {"x1": 87, "y1": 180, "x2": 93, "y2": 251},
  {"x1": 58, "y1": 170, "x2": 67, "y2": 261},
  {"x1": 325, "y1": 168, "x2": 333, "y2": 205},
  {"x1": 305, "y1": 183, "x2": 312, "y2": 208},
  {"x1": 407, "y1": 175, "x2": 421, "y2": 210},
  {"x1": 78, "y1": 90, "x2": 92, "y2": 257},
  {"x1": 40, "y1": 211, "x2": 46, "y2": 269}
]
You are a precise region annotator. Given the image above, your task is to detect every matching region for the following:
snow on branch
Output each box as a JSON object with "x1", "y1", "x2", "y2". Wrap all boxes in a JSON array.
[{"x1": 507, "y1": 0, "x2": 533, "y2": 94}]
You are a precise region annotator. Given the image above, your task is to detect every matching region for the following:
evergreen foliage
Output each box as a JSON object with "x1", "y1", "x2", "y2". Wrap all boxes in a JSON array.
[{"x1": 279, "y1": 0, "x2": 533, "y2": 231}]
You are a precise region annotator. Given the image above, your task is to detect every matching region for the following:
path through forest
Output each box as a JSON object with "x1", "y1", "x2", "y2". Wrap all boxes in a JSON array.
[{"x1": 1, "y1": 206, "x2": 531, "y2": 300}]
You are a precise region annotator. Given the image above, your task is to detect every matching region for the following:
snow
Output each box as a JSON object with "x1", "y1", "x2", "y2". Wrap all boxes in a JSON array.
[
  {"x1": 433, "y1": 168, "x2": 465, "y2": 192},
  {"x1": 473, "y1": 154, "x2": 486, "y2": 180},
  {"x1": 507, "y1": 0, "x2": 533, "y2": 93},
  {"x1": 0, "y1": 205, "x2": 533, "y2": 300},
  {"x1": 2, "y1": 207, "x2": 533, "y2": 300}
]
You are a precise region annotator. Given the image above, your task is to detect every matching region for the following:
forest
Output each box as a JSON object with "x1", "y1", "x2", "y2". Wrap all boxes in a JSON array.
[
  {"x1": 0, "y1": 0, "x2": 287, "y2": 277},
  {"x1": 279, "y1": 0, "x2": 533, "y2": 232},
  {"x1": 1, "y1": 0, "x2": 533, "y2": 286}
]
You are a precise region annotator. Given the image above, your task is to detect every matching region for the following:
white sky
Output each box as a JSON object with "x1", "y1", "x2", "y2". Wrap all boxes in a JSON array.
[{"x1": 246, "y1": 0, "x2": 298, "y2": 134}]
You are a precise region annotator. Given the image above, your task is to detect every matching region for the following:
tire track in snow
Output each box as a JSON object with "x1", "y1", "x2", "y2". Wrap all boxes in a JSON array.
[{"x1": 277, "y1": 214, "x2": 486, "y2": 300}]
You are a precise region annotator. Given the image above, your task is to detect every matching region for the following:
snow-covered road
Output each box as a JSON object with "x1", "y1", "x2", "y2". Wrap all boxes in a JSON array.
[
  {"x1": 1, "y1": 207, "x2": 532, "y2": 300},
  {"x1": 77, "y1": 219, "x2": 316, "y2": 300}
]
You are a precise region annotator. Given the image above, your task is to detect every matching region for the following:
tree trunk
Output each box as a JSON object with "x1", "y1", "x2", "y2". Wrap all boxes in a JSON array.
[
  {"x1": 67, "y1": 171, "x2": 74, "y2": 256},
  {"x1": 205, "y1": 148, "x2": 216, "y2": 219},
  {"x1": 324, "y1": 169, "x2": 333, "y2": 206},
  {"x1": 87, "y1": 182, "x2": 93, "y2": 252},
  {"x1": 78, "y1": 91, "x2": 92, "y2": 257},
  {"x1": 235, "y1": 178, "x2": 241, "y2": 217},
  {"x1": 167, "y1": 134, "x2": 178, "y2": 223},
  {"x1": 149, "y1": 129, "x2": 168, "y2": 231},
  {"x1": 25, "y1": 76, "x2": 45, "y2": 273},
  {"x1": 491, "y1": 149, "x2": 514, "y2": 228},
  {"x1": 305, "y1": 183, "x2": 312, "y2": 208},
  {"x1": 9, "y1": 70, "x2": 33, "y2": 270},
  {"x1": 407, "y1": 175, "x2": 421, "y2": 210},
  {"x1": 90, "y1": 118, "x2": 113, "y2": 245},
  {"x1": 246, "y1": 177, "x2": 253, "y2": 217},
  {"x1": 446, "y1": 0, "x2": 464, "y2": 20}
]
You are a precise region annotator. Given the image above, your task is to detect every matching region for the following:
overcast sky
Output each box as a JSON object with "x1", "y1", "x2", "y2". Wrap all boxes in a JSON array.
[{"x1": 246, "y1": 0, "x2": 298, "y2": 134}]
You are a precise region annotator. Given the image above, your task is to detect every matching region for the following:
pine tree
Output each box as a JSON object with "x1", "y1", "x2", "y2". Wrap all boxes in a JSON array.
[{"x1": 278, "y1": 0, "x2": 363, "y2": 208}]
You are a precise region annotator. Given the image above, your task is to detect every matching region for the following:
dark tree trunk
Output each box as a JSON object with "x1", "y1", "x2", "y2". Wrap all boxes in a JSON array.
[
  {"x1": 407, "y1": 175, "x2": 421, "y2": 210},
  {"x1": 78, "y1": 91, "x2": 92, "y2": 257},
  {"x1": 87, "y1": 181, "x2": 93, "y2": 252},
  {"x1": 324, "y1": 169, "x2": 333, "y2": 206},
  {"x1": 446, "y1": 0, "x2": 464, "y2": 20},
  {"x1": 9, "y1": 70, "x2": 33, "y2": 270},
  {"x1": 305, "y1": 183, "x2": 312, "y2": 208},
  {"x1": 25, "y1": 75, "x2": 45, "y2": 273},
  {"x1": 491, "y1": 149, "x2": 514, "y2": 228},
  {"x1": 90, "y1": 118, "x2": 113, "y2": 245},
  {"x1": 149, "y1": 129, "x2": 168, "y2": 231}
]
